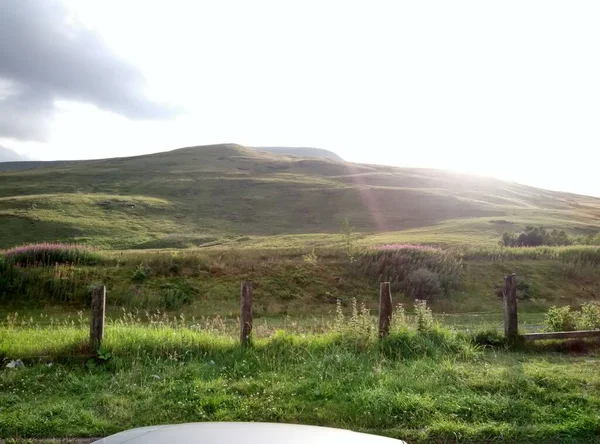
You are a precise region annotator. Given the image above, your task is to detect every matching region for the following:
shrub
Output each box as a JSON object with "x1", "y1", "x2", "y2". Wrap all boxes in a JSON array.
[
  {"x1": 405, "y1": 268, "x2": 442, "y2": 301},
  {"x1": 545, "y1": 303, "x2": 600, "y2": 332},
  {"x1": 162, "y1": 287, "x2": 192, "y2": 310},
  {"x1": 576, "y1": 302, "x2": 600, "y2": 330},
  {"x1": 131, "y1": 263, "x2": 149, "y2": 282},
  {"x1": 501, "y1": 226, "x2": 573, "y2": 247},
  {"x1": 354, "y1": 248, "x2": 463, "y2": 296},
  {"x1": 516, "y1": 280, "x2": 537, "y2": 300},
  {"x1": 545, "y1": 306, "x2": 577, "y2": 332},
  {"x1": 3, "y1": 243, "x2": 101, "y2": 266}
]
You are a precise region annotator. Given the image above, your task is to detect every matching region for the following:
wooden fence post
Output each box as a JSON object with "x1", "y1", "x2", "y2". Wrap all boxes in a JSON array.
[
  {"x1": 90, "y1": 285, "x2": 106, "y2": 350},
  {"x1": 503, "y1": 273, "x2": 518, "y2": 340},
  {"x1": 379, "y1": 282, "x2": 392, "y2": 338},
  {"x1": 240, "y1": 281, "x2": 253, "y2": 346}
]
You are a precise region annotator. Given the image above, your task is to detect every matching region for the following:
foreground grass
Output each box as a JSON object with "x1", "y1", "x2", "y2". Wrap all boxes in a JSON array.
[{"x1": 1, "y1": 324, "x2": 600, "y2": 443}]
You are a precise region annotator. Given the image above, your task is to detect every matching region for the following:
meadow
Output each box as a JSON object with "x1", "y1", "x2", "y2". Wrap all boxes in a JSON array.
[
  {"x1": 2, "y1": 306, "x2": 600, "y2": 443},
  {"x1": 2, "y1": 243, "x2": 600, "y2": 442}
]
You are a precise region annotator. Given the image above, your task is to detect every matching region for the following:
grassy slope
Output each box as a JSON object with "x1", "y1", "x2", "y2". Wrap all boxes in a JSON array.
[
  {"x1": 1, "y1": 144, "x2": 599, "y2": 249},
  {"x1": 3, "y1": 248, "x2": 599, "y2": 321}
]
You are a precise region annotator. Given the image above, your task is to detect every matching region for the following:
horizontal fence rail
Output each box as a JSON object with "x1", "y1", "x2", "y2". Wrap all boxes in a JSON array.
[
  {"x1": 502, "y1": 273, "x2": 600, "y2": 342},
  {"x1": 521, "y1": 330, "x2": 600, "y2": 341}
]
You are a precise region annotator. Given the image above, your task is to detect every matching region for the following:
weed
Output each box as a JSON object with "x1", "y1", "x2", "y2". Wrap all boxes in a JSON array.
[
  {"x1": 414, "y1": 299, "x2": 434, "y2": 333},
  {"x1": 391, "y1": 302, "x2": 407, "y2": 331},
  {"x1": 302, "y1": 248, "x2": 319, "y2": 266},
  {"x1": 342, "y1": 218, "x2": 357, "y2": 264}
]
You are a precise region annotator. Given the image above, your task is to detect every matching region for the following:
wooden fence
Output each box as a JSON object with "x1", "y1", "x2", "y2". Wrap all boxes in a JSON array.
[
  {"x1": 87, "y1": 275, "x2": 599, "y2": 349},
  {"x1": 88, "y1": 280, "x2": 398, "y2": 349}
]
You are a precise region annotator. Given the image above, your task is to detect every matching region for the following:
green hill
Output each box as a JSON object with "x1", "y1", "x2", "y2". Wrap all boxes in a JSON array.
[{"x1": 0, "y1": 143, "x2": 599, "y2": 249}]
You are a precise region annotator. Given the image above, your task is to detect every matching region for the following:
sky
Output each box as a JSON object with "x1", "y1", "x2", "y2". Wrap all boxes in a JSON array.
[{"x1": 0, "y1": 1, "x2": 599, "y2": 197}]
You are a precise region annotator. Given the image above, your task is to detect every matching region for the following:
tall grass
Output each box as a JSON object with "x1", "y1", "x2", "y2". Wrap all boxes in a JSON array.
[
  {"x1": 3, "y1": 243, "x2": 103, "y2": 266},
  {"x1": 0, "y1": 260, "x2": 96, "y2": 305},
  {"x1": 354, "y1": 248, "x2": 463, "y2": 297},
  {"x1": 0, "y1": 299, "x2": 478, "y2": 362},
  {"x1": 462, "y1": 245, "x2": 600, "y2": 265}
]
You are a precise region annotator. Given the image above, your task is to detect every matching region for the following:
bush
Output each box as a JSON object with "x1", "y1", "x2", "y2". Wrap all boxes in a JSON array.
[
  {"x1": 516, "y1": 280, "x2": 537, "y2": 300},
  {"x1": 545, "y1": 303, "x2": 600, "y2": 332},
  {"x1": 577, "y1": 302, "x2": 600, "y2": 330},
  {"x1": 355, "y1": 248, "x2": 462, "y2": 296},
  {"x1": 501, "y1": 226, "x2": 573, "y2": 247},
  {"x1": 131, "y1": 263, "x2": 149, "y2": 282},
  {"x1": 159, "y1": 281, "x2": 195, "y2": 310},
  {"x1": 3, "y1": 243, "x2": 101, "y2": 266},
  {"x1": 545, "y1": 306, "x2": 577, "y2": 332},
  {"x1": 405, "y1": 268, "x2": 442, "y2": 301}
]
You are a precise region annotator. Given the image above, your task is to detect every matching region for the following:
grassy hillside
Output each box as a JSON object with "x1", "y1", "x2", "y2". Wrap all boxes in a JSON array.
[
  {"x1": 3, "y1": 246, "x2": 600, "y2": 320},
  {"x1": 0, "y1": 143, "x2": 599, "y2": 249}
]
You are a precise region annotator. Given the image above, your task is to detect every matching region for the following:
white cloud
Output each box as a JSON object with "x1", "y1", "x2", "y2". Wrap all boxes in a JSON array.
[{"x1": 2, "y1": 0, "x2": 599, "y2": 197}]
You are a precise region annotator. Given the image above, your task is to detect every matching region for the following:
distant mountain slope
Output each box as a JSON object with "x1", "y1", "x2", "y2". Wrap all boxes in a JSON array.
[
  {"x1": 0, "y1": 143, "x2": 598, "y2": 249},
  {"x1": 255, "y1": 147, "x2": 344, "y2": 162},
  {"x1": 0, "y1": 160, "x2": 71, "y2": 172}
]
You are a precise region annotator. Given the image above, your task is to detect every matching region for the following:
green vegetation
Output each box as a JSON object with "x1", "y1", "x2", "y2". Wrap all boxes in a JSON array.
[
  {"x1": 2, "y1": 308, "x2": 600, "y2": 443},
  {"x1": 2, "y1": 244, "x2": 600, "y2": 316},
  {"x1": 545, "y1": 302, "x2": 600, "y2": 332},
  {"x1": 1, "y1": 144, "x2": 600, "y2": 249},
  {"x1": 3, "y1": 243, "x2": 102, "y2": 266},
  {"x1": 501, "y1": 225, "x2": 600, "y2": 247},
  {"x1": 2, "y1": 145, "x2": 600, "y2": 442}
]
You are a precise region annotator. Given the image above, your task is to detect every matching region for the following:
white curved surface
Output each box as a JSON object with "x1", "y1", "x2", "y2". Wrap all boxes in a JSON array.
[{"x1": 94, "y1": 422, "x2": 405, "y2": 444}]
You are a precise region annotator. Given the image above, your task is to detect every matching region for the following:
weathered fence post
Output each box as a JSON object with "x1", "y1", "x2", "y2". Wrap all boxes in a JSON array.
[
  {"x1": 90, "y1": 285, "x2": 106, "y2": 350},
  {"x1": 240, "y1": 281, "x2": 253, "y2": 346},
  {"x1": 502, "y1": 273, "x2": 518, "y2": 340},
  {"x1": 379, "y1": 282, "x2": 392, "y2": 338}
]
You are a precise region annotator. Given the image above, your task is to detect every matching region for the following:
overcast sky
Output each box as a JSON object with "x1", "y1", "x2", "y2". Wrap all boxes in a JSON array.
[{"x1": 1, "y1": 0, "x2": 599, "y2": 197}]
